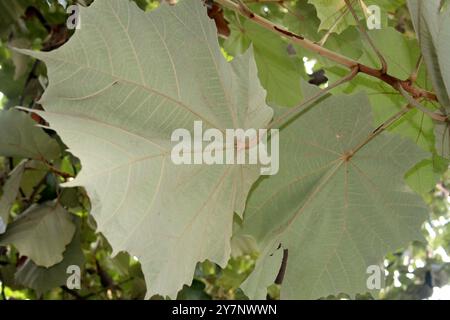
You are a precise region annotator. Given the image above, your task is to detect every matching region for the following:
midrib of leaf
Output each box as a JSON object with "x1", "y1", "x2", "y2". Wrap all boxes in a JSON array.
[
  {"x1": 109, "y1": 159, "x2": 166, "y2": 246},
  {"x1": 349, "y1": 161, "x2": 397, "y2": 246},
  {"x1": 21, "y1": 0, "x2": 273, "y2": 297},
  {"x1": 40, "y1": 54, "x2": 221, "y2": 130},
  {"x1": 282, "y1": 160, "x2": 344, "y2": 236},
  {"x1": 31, "y1": 110, "x2": 170, "y2": 177},
  {"x1": 144, "y1": 165, "x2": 234, "y2": 281},
  {"x1": 176, "y1": 166, "x2": 233, "y2": 258},
  {"x1": 288, "y1": 157, "x2": 392, "y2": 298},
  {"x1": 249, "y1": 159, "x2": 340, "y2": 214}
]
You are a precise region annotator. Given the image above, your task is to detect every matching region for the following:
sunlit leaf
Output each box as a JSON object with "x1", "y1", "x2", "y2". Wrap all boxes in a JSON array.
[{"x1": 21, "y1": 0, "x2": 272, "y2": 298}]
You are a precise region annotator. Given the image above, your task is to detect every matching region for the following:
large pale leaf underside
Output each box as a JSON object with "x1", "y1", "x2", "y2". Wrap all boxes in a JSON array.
[
  {"x1": 23, "y1": 0, "x2": 272, "y2": 298},
  {"x1": 239, "y1": 91, "x2": 428, "y2": 299}
]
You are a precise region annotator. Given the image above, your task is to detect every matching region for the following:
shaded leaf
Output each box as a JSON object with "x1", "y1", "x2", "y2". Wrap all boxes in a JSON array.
[
  {"x1": 308, "y1": 0, "x2": 357, "y2": 34},
  {"x1": 0, "y1": 160, "x2": 26, "y2": 234},
  {"x1": 224, "y1": 19, "x2": 305, "y2": 107},
  {"x1": 240, "y1": 240, "x2": 282, "y2": 300},
  {"x1": 405, "y1": 159, "x2": 441, "y2": 195},
  {"x1": 0, "y1": 109, "x2": 60, "y2": 161},
  {"x1": 15, "y1": 225, "x2": 84, "y2": 296},
  {"x1": 0, "y1": 202, "x2": 76, "y2": 267},
  {"x1": 239, "y1": 89, "x2": 428, "y2": 299},
  {"x1": 408, "y1": 0, "x2": 450, "y2": 110}
]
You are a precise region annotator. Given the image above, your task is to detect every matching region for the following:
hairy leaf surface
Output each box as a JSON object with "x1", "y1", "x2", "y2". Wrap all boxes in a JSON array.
[{"x1": 22, "y1": 0, "x2": 272, "y2": 298}]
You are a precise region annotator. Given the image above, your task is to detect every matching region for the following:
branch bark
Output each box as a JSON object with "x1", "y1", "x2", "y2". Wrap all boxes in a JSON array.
[{"x1": 215, "y1": 0, "x2": 439, "y2": 104}]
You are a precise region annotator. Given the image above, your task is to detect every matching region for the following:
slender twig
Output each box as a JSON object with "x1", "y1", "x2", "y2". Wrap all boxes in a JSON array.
[
  {"x1": 268, "y1": 67, "x2": 359, "y2": 129},
  {"x1": 398, "y1": 86, "x2": 447, "y2": 122},
  {"x1": 318, "y1": 8, "x2": 349, "y2": 46},
  {"x1": 41, "y1": 159, "x2": 74, "y2": 180},
  {"x1": 344, "y1": 0, "x2": 388, "y2": 73},
  {"x1": 24, "y1": 174, "x2": 48, "y2": 207},
  {"x1": 219, "y1": 0, "x2": 357, "y2": 67},
  {"x1": 215, "y1": 0, "x2": 439, "y2": 103}
]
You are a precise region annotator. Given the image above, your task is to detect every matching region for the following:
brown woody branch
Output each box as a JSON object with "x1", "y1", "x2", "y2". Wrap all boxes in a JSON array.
[{"x1": 215, "y1": 0, "x2": 439, "y2": 104}]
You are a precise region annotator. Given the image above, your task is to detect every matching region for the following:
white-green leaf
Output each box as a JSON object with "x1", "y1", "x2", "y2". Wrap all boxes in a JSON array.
[
  {"x1": 0, "y1": 202, "x2": 76, "y2": 267},
  {"x1": 408, "y1": 0, "x2": 450, "y2": 110},
  {"x1": 22, "y1": 0, "x2": 272, "y2": 298},
  {"x1": 239, "y1": 90, "x2": 428, "y2": 299}
]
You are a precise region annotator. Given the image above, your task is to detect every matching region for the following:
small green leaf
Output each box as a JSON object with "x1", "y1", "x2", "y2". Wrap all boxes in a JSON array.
[
  {"x1": 22, "y1": 0, "x2": 272, "y2": 298},
  {"x1": 0, "y1": 160, "x2": 26, "y2": 234},
  {"x1": 15, "y1": 226, "x2": 84, "y2": 296},
  {"x1": 0, "y1": 109, "x2": 60, "y2": 160},
  {"x1": 405, "y1": 159, "x2": 440, "y2": 195},
  {"x1": 224, "y1": 20, "x2": 305, "y2": 107},
  {"x1": 0, "y1": 202, "x2": 76, "y2": 267}
]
